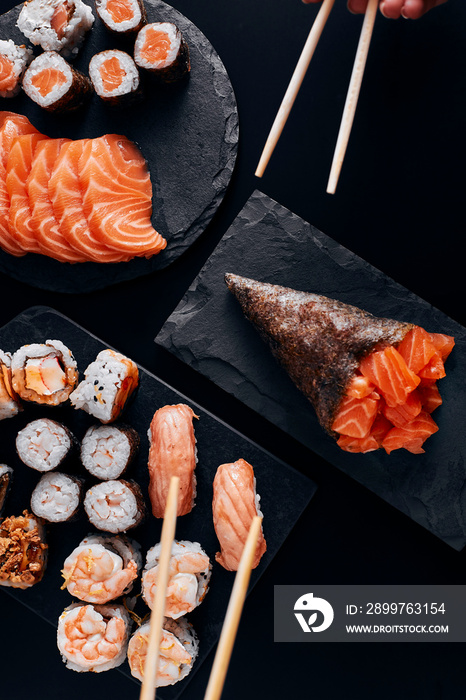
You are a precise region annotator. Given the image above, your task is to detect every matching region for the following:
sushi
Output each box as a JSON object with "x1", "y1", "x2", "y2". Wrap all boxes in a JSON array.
[
  {"x1": 16, "y1": 418, "x2": 75, "y2": 472},
  {"x1": 22, "y1": 51, "x2": 93, "y2": 113},
  {"x1": 95, "y1": 0, "x2": 147, "y2": 35},
  {"x1": 83, "y1": 479, "x2": 145, "y2": 533},
  {"x1": 89, "y1": 50, "x2": 141, "y2": 106},
  {"x1": 17, "y1": 0, "x2": 94, "y2": 58},
  {"x1": 0, "y1": 350, "x2": 22, "y2": 420},
  {"x1": 134, "y1": 22, "x2": 190, "y2": 83},
  {"x1": 141, "y1": 540, "x2": 211, "y2": 619},
  {"x1": 0, "y1": 510, "x2": 47, "y2": 588},
  {"x1": 11, "y1": 339, "x2": 78, "y2": 405},
  {"x1": 81, "y1": 423, "x2": 139, "y2": 480},
  {"x1": 57, "y1": 602, "x2": 131, "y2": 672},
  {"x1": 127, "y1": 617, "x2": 198, "y2": 686},
  {"x1": 0, "y1": 40, "x2": 33, "y2": 98},
  {"x1": 0, "y1": 464, "x2": 13, "y2": 516},
  {"x1": 61, "y1": 533, "x2": 141, "y2": 603},
  {"x1": 147, "y1": 404, "x2": 198, "y2": 518},
  {"x1": 212, "y1": 458, "x2": 267, "y2": 572},
  {"x1": 225, "y1": 273, "x2": 455, "y2": 455},
  {"x1": 70, "y1": 349, "x2": 139, "y2": 423},
  {"x1": 30, "y1": 472, "x2": 82, "y2": 522}
]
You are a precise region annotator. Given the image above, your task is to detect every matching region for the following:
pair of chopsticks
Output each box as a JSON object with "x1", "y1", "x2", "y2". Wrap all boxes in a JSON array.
[
  {"x1": 255, "y1": 0, "x2": 379, "y2": 193},
  {"x1": 140, "y1": 475, "x2": 262, "y2": 700}
]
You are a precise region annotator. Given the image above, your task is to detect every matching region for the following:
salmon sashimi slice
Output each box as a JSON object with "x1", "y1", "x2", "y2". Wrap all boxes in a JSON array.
[
  {"x1": 429, "y1": 333, "x2": 455, "y2": 361},
  {"x1": 345, "y1": 374, "x2": 375, "y2": 399},
  {"x1": 147, "y1": 404, "x2": 199, "y2": 518},
  {"x1": 6, "y1": 131, "x2": 50, "y2": 253},
  {"x1": 30, "y1": 67, "x2": 68, "y2": 97},
  {"x1": 418, "y1": 352, "x2": 446, "y2": 382},
  {"x1": 331, "y1": 393, "x2": 379, "y2": 438},
  {"x1": 79, "y1": 134, "x2": 167, "y2": 256},
  {"x1": 212, "y1": 458, "x2": 267, "y2": 571},
  {"x1": 50, "y1": 1, "x2": 73, "y2": 40},
  {"x1": 370, "y1": 413, "x2": 393, "y2": 445},
  {"x1": 99, "y1": 56, "x2": 126, "y2": 92},
  {"x1": 337, "y1": 434, "x2": 379, "y2": 453},
  {"x1": 360, "y1": 345, "x2": 420, "y2": 407},
  {"x1": 382, "y1": 411, "x2": 439, "y2": 455},
  {"x1": 0, "y1": 56, "x2": 16, "y2": 93},
  {"x1": 28, "y1": 138, "x2": 87, "y2": 263},
  {"x1": 105, "y1": 0, "x2": 135, "y2": 23},
  {"x1": 418, "y1": 383, "x2": 443, "y2": 413},
  {"x1": 382, "y1": 390, "x2": 422, "y2": 429},
  {"x1": 397, "y1": 326, "x2": 438, "y2": 375}
]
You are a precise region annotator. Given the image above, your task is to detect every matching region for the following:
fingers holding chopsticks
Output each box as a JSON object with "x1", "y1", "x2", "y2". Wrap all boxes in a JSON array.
[{"x1": 304, "y1": 0, "x2": 447, "y2": 17}]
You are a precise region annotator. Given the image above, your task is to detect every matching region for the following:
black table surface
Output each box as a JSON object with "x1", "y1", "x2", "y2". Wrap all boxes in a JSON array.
[{"x1": 1, "y1": 1, "x2": 465, "y2": 699}]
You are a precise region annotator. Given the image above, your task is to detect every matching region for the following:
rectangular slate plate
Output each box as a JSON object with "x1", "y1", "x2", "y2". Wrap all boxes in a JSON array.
[
  {"x1": 156, "y1": 190, "x2": 466, "y2": 551},
  {"x1": 0, "y1": 306, "x2": 316, "y2": 699}
]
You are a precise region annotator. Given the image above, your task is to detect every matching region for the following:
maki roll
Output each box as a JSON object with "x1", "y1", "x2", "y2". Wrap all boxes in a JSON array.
[
  {"x1": 30, "y1": 472, "x2": 82, "y2": 523},
  {"x1": 22, "y1": 51, "x2": 93, "y2": 113},
  {"x1": 0, "y1": 350, "x2": 22, "y2": 420},
  {"x1": 134, "y1": 22, "x2": 190, "y2": 83},
  {"x1": 0, "y1": 465, "x2": 13, "y2": 516},
  {"x1": 81, "y1": 423, "x2": 139, "y2": 480},
  {"x1": 70, "y1": 349, "x2": 139, "y2": 423},
  {"x1": 127, "y1": 617, "x2": 198, "y2": 686},
  {"x1": 11, "y1": 339, "x2": 78, "y2": 405},
  {"x1": 17, "y1": 0, "x2": 94, "y2": 58},
  {"x1": 141, "y1": 540, "x2": 211, "y2": 619},
  {"x1": 0, "y1": 40, "x2": 33, "y2": 98},
  {"x1": 95, "y1": 0, "x2": 146, "y2": 35},
  {"x1": 89, "y1": 50, "x2": 141, "y2": 106},
  {"x1": 0, "y1": 510, "x2": 47, "y2": 588},
  {"x1": 84, "y1": 479, "x2": 145, "y2": 533},
  {"x1": 57, "y1": 602, "x2": 131, "y2": 672},
  {"x1": 16, "y1": 418, "x2": 75, "y2": 472},
  {"x1": 61, "y1": 533, "x2": 141, "y2": 603}
]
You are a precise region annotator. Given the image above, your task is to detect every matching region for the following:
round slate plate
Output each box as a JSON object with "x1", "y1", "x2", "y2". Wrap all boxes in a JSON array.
[{"x1": 0, "y1": 0, "x2": 238, "y2": 292}]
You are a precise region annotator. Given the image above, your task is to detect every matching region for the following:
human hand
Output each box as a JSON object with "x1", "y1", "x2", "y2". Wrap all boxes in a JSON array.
[{"x1": 301, "y1": 0, "x2": 447, "y2": 19}]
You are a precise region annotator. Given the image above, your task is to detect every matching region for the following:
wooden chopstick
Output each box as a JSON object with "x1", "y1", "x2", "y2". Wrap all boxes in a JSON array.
[
  {"x1": 203, "y1": 516, "x2": 263, "y2": 700},
  {"x1": 326, "y1": 0, "x2": 378, "y2": 194},
  {"x1": 255, "y1": 0, "x2": 335, "y2": 178},
  {"x1": 139, "y1": 475, "x2": 179, "y2": 700}
]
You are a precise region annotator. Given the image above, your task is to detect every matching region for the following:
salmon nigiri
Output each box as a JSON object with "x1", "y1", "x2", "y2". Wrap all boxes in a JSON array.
[{"x1": 212, "y1": 458, "x2": 267, "y2": 571}]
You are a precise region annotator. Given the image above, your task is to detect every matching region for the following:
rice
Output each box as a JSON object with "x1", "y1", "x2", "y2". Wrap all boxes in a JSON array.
[
  {"x1": 0, "y1": 39, "x2": 33, "y2": 98},
  {"x1": 16, "y1": 418, "x2": 74, "y2": 472},
  {"x1": 17, "y1": 0, "x2": 94, "y2": 58},
  {"x1": 84, "y1": 479, "x2": 145, "y2": 532},
  {"x1": 31, "y1": 472, "x2": 81, "y2": 522}
]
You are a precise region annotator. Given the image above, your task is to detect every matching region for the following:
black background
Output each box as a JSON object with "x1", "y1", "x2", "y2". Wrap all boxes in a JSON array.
[{"x1": 1, "y1": 0, "x2": 465, "y2": 698}]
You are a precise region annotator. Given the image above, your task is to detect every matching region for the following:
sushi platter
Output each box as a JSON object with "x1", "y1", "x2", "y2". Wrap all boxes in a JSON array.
[
  {"x1": 0, "y1": 0, "x2": 238, "y2": 292},
  {"x1": 0, "y1": 305, "x2": 316, "y2": 697},
  {"x1": 156, "y1": 190, "x2": 466, "y2": 551}
]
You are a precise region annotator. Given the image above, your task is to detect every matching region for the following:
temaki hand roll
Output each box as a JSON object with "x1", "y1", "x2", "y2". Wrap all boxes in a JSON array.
[
  {"x1": 11, "y1": 339, "x2": 78, "y2": 405},
  {"x1": 134, "y1": 22, "x2": 190, "y2": 83}
]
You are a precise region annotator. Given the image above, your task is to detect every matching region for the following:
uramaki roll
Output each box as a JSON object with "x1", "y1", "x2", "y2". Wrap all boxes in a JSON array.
[
  {"x1": 17, "y1": 0, "x2": 94, "y2": 58},
  {"x1": 11, "y1": 339, "x2": 78, "y2": 405},
  {"x1": 0, "y1": 510, "x2": 47, "y2": 588},
  {"x1": 0, "y1": 350, "x2": 22, "y2": 420},
  {"x1": 0, "y1": 40, "x2": 33, "y2": 98},
  {"x1": 23, "y1": 51, "x2": 93, "y2": 112}
]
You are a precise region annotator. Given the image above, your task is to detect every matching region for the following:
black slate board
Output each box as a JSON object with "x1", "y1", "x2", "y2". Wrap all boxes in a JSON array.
[
  {"x1": 156, "y1": 189, "x2": 466, "y2": 551},
  {"x1": 0, "y1": 0, "x2": 238, "y2": 292},
  {"x1": 0, "y1": 306, "x2": 316, "y2": 698}
]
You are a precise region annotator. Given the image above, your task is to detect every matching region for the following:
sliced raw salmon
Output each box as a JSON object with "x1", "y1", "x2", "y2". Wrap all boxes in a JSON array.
[
  {"x1": 360, "y1": 345, "x2": 420, "y2": 407},
  {"x1": 382, "y1": 411, "x2": 439, "y2": 455},
  {"x1": 418, "y1": 383, "x2": 442, "y2": 413},
  {"x1": 0, "y1": 56, "x2": 17, "y2": 93},
  {"x1": 418, "y1": 352, "x2": 446, "y2": 382},
  {"x1": 99, "y1": 56, "x2": 126, "y2": 92},
  {"x1": 138, "y1": 26, "x2": 172, "y2": 64},
  {"x1": 345, "y1": 374, "x2": 375, "y2": 399},
  {"x1": 331, "y1": 393, "x2": 379, "y2": 438},
  {"x1": 370, "y1": 413, "x2": 392, "y2": 445},
  {"x1": 337, "y1": 434, "x2": 379, "y2": 453},
  {"x1": 30, "y1": 67, "x2": 68, "y2": 97},
  {"x1": 429, "y1": 333, "x2": 455, "y2": 361},
  {"x1": 106, "y1": 0, "x2": 134, "y2": 24},
  {"x1": 50, "y1": 1, "x2": 73, "y2": 40},
  {"x1": 397, "y1": 326, "x2": 437, "y2": 374},
  {"x1": 382, "y1": 390, "x2": 422, "y2": 428}
]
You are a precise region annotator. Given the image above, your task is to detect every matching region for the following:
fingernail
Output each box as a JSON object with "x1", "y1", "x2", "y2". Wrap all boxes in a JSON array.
[
  {"x1": 401, "y1": 8, "x2": 409, "y2": 17},
  {"x1": 379, "y1": 2, "x2": 388, "y2": 17}
]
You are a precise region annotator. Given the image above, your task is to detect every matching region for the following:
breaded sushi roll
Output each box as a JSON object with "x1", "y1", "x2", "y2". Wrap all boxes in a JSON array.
[
  {"x1": 134, "y1": 22, "x2": 190, "y2": 83},
  {"x1": 0, "y1": 510, "x2": 47, "y2": 588},
  {"x1": 81, "y1": 423, "x2": 139, "y2": 480},
  {"x1": 128, "y1": 617, "x2": 198, "y2": 686},
  {"x1": 95, "y1": 0, "x2": 146, "y2": 35},
  {"x1": 0, "y1": 350, "x2": 22, "y2": 420},
  {"x1": 11, "y1": 339, "x2": 78, "y2": 405},
  {"x1": 89, "y1": 49, "x2": 141, "y2": 106},
  {"x1": 0, "y1": 465, "x2": 13, "y2": 516},
  {"x1": 70, "y1": 349, "x2": 139, "y2": 423},
  {"x1": 141, "y1": 540, "x2": 211, "y2": 619},
  {"x1": 23, "y1": 51, "x2": 93, "y2": 113},
  {"x1": 31, "y1": 472, "x2": 82, "y2": 523},
  {"x1": 16, "y1": 418, "x2": 75, "y2": 472},
  {"x1": 61, "y1": 533, "x2": 141, "y2": 603},
  {"x1": 57, "y1": 602, "x2": 131, "y2": 672},
  {"x1": 84, "y1": 479, "x2": 145, "y2": 533},
  {"x1": 0, "y1": 40, "x2": 33, "y2": 98},
  {"x1": 17, "y1": 0, "x2": 94, "y2": 58}
]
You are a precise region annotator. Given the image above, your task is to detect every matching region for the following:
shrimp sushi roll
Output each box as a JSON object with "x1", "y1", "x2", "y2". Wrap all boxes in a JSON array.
[
  {"x1": 95, "y1": 0, "x2": 146, "y2": 35},
  {"x1": 142, "y1": 540, "x2": 211, "y2": 619},
  {"x1": 16, "y1": 418, "x2": 75, "y2": 472},
  {"x1": 17, "y1": 0, "x2": 94, "y2": 58},
  {"x1": 0, "y1": 40, "x2": 33, "y2": 98},
  {"x1": 0, "y1": 465, "x2": 13, "y2": 516},
  {"x1": 81, "y1": 423, "x2": 139, "y2": 481},
  {"x1": 0, "y1": 510, "x2": 47, "y2": 588},
  {"x1": 31, "y1": 472, "x2": 82, "y2": 523},
  {"x1": 11, "y1": 339, "x2": 78, "y2": 405},
  {"x1": 70, "y1": 349, "x2": 139, "y2": 424},
  {"x1": 147, "y1": 404, "x2": 198, "y2": 518},
  {"x1": 61, "y1": 533, "x2": 141, "y2": 603},
  {"x1": 84, "y1": 479, "x2": 145, "y2": 533},
  {"x1": 22, "y1": 51, "x2": 93, "y2": 113},
  {"x1": 0, "y1": 350, "x2": 22, "y2": 420},
  {"x1": 213, "y1": 458, "x2": 267, "y2": 571},
  {"x1": 128, "y1": 617, "x2": 198, "y2": 686},
  {"x1": 134, "y1": 22, "x2": 190, "y2": 83},
  {"x1": 57, "y1": 602, "x2": 131, "y2": 672},
  {"x1": 89, "y1": 50, "x2": 141, "y2": 106}
]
